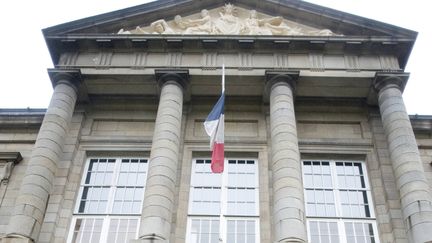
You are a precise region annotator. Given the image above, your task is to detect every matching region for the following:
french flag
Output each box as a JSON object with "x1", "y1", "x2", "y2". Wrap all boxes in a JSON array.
[{"x1": 204, "y1": 93, "x2": 225, "y2": 173}]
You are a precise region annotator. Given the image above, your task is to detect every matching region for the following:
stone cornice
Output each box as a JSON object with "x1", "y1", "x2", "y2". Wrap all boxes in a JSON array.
[
  {"x1": 373, "y1": 72, "x2": 409, "y2": 93},
  {"x1": 0, "y1": 152, "x2": 22, "y2": 184},
  {"x1": 410, "y1": 115, "x2": 432, "y2": 136},
  {"x1": 0, "y1": 152, "x2": 22, "y2": 164},
  {"x1": 0, "y1": 109, "x2": 45, "y2": 128}
]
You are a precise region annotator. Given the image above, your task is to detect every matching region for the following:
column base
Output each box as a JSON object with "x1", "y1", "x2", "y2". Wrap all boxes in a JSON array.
[
  {"x1": 130, "y1": 239, "x2": 167, "y2": 243},
  {"x1": 275, "y1": 239, "x2": 306, "y2": 243},
  {"x1": 0, "y1": 236, "x2": 33, "y2": 243}
]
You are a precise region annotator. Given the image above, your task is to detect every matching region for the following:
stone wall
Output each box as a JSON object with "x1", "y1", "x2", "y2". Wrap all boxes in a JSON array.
[
  {"x1": 0, "y1": 128, "x2": 38, "y2": 236},
  {"x1": 1, "y1": 98, "x2": 431, "y2": 243}
]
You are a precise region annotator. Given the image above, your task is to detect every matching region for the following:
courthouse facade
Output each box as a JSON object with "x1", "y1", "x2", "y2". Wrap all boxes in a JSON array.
[{"x1": 1, "y1": 0, "x2": 432, "y2": 242}]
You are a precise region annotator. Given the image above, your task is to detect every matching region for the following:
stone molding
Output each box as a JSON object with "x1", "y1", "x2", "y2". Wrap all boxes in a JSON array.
[
  {"x1": 373, "y1": 72, "x2": 409, "y2": 93},
  {"x1": 154, "y1": 69, "x2": 189, "y2": 91},
  {"x1": 0, "y1": 152, "x2": 22, "y2": 184},
  {"x1": 47, "y1": 69, "x2": 82, "y2": 91}
]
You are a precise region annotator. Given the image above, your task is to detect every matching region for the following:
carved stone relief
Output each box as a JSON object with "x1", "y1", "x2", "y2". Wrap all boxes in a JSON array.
[{"x1": 117, "y1": 4, "x2": 341, "y2": 36}]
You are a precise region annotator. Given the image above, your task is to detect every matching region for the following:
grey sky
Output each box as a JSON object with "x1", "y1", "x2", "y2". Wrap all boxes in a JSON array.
[{"x1": 0, "y1": 0, "x2": 429, "y2": 115}]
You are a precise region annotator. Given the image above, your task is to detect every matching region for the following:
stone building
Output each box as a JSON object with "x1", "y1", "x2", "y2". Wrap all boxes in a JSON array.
[{"x1": 1, "y1": 0, "x2": 432, "y2": 242}]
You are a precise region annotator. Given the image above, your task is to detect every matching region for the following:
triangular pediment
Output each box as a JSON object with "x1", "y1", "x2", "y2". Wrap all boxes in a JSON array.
[
  {"x1": 43, "y1": 0, "x2": 417, "y2": 38},
  {"x1": 116, "y1": 5, "x2": 340, "y2": 36},
  {"x1": 43, "y1": 0, "x2": 417, "y2": 68}
]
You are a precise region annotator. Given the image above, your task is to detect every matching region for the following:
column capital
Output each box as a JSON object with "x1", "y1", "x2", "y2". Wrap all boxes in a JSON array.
[
  {"x1": 264, "y1": 70, "x2": 299, "y2": 101},
  {"x1": 48, "y1": 69, "x2": 82, "y2": 92},
  {"x1": 155, "y1": 69, "x2": 189, "y2": 91},
  {"x1": 266, "y1": 70, "x2": 299, "y2": 90},
  {"x1": 373, "y1": 72, "x2": 409, "y2": 93}
]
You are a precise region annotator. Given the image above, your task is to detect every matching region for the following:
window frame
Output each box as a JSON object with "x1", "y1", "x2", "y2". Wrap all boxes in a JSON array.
[
  {"x1": 302, "y1": 160, "x2": 380, "y2": 243},
  {"x1": 186, "y1": 158, "x2": 260, "y2": 243},
  {"x1": 67, "y1": 157, "x2": 148, "y2": 243}
]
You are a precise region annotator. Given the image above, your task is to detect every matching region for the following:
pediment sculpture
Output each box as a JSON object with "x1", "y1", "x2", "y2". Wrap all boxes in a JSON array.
[{"x1": 117, "y1": 4, "x2": 341, "y2": 36}]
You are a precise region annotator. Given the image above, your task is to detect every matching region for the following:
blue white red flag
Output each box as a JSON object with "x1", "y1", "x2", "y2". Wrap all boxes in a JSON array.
[{"x1": 204, "y1": 93, "x2": 225, "y2": 173}]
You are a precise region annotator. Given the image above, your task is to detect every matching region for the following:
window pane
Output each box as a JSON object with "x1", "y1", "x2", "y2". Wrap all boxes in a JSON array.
[
  {"x1": 303, "y1": 162, "x2": 312, "y2": 173},
  {"x1": 226, "y1": 220, "x2": 256, "y2": 243},
  {"x1": 227, "y1": 188, "x2": 256, "y2": 215},
  {"x1": 304, "y1": 175, "x2": 313, "y2": 188},
  {"x1": 322, "y1": 175, "x2": 332, "y2": 187},
  {"x1": 228, "y1": 160, "x2": 257, "y2": 188},
  {"x1": 108, "y1": 219, "x2": 138, "y2": 243},
  {"x1": 71, "y1": 218, "x2": 103, "y2": 243},
  {"x1": 113, "y1": 187, "x2": 144, "y2": 214},
  {"x1": 307, "y1": 203, "x2": 316, "y2": 216},
  {"x1": 308, "y1": 221, "x2": 339, "y2": 243},
  {"x1": 304, "y1": 161, "x2": 376, "y2": 243},
  {"x1": 345, "y1": 222, "x2": 376, "y2": 243},
  {"x1": 305, "y1": 189, "x2": 335, "y2": 217},
  {"x1": 78, "y1": 186, "x2": 109, "y2": 214},
  {"x1": 246, "y1": 220, "x2": 256, "y2": 243},
  {"x1": 309, "y1": 221, "x2": 318, "y2": 235},
  {"x1": 85, "y1": 159, "x2": 115, "y2": 185},
  {"x1": 306, "y1": 190, "x2": 315, "y2": 202},
  {"x1": 190, "y1": 187, "x2": 221, "y2": 215},
  {"x1": 192, "y1": 160, "x2": 221, "y2": 187},
  {"x1": 340, "y1": 190, "x2": 370, "y2": 218},
  {"x1": 322, "y1": 162, "x2": 331, "y2": 174},
  {"x1": 188, "y1": 159, "x2": 258, "y2": 243},
  {"x1": 73, "y1": 158, "x2": 148, "y2": 243},
  {"x1": 312, "y1": 162, "x2": 321, "y2": 174},
  {"x1": 189, "y1": 219, "x2": 219, "y2": 243}
]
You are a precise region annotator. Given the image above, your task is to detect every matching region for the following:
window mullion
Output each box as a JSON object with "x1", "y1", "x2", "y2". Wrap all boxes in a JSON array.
[
  {"x1": 99, "y1": 217, "x2": 110, "y2": 243},
  {"x1": 78, "y1": 219, "x2": 85, "y2": 243},
  {"x1": 330, "y1": 161, "x2": 342, "y2": 218},
  {"x1": 107, "y1": 158, "x2": 121, "y2": 214},
  {"x1": 338, "y1": 220, "x2": 347, "y2": 243},
  {"x1": 220, "y1": 159, "x2": 228, "y2": 243},
  {"x1": 254, "y1": 159, "x2": 259, "y2": 216},
  {"x1": 366, "y1": 190, "x2": 375, "y2": 218}
]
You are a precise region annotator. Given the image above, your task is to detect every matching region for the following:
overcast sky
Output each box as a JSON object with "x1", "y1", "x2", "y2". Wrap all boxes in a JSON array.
[{"x1": 0, "y1": 0, "x2": 430, "y2": 115}]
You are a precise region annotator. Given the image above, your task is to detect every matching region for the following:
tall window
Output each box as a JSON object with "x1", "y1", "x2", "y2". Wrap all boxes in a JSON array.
[
  {"x1": 68, "y1": 158, "x2": 148, "y2": 243},
  {"x1": 187, "y1": 158, "x2": 260, "y2": 243},
  {"x1": 302, "y1": 160, "x2": 380, "y2": 243}
]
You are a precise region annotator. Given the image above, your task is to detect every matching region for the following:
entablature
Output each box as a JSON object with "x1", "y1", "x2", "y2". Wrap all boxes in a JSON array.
[{"x1": 46, "y1": 35, "x2": 413, "y2": 67}]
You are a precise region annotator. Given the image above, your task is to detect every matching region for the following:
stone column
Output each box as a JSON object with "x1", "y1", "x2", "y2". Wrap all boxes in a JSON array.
[
  {"x1": 374, "y1": 72, "x2": 432, "y2": 243},
  {"x1": 138, "y1": 70, "x2": 188, "y2": 242},
  {"x1": 4, "y1": 70, "x2": 81, "y2": 243},
  {"x1": 266, "y1": 71, "x2": 307, "y2": 243}
]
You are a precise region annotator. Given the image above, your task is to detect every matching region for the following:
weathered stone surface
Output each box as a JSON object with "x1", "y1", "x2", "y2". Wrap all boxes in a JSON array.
[
  {"x1": 268, "y1": 73, "x2": 307, "y2": 243},
  {"x1": 139, "y1": 74, "x2": 185, "y2": 241},
  {"x1": 376, "y1": 75, "x2": 432, "y2": 243},
  {"x1": 5, "y1": 80, "x2": 78, "y2": 242}
]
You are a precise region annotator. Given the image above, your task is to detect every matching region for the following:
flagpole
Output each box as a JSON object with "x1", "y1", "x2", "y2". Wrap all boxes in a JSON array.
[
  {"x1": 222, "y1": 63, "x2": 225, "y2": 93},
  {"x1": 219, "y1": 64, "x2": 226, "y2": 242}
]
